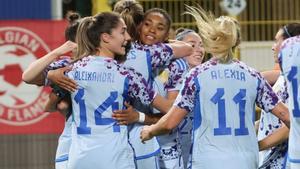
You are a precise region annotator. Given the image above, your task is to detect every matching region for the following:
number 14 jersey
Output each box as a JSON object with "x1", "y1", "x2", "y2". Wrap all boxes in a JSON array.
[{"x1": 67, "y1": 56, "x2": 155, "y2": 169}]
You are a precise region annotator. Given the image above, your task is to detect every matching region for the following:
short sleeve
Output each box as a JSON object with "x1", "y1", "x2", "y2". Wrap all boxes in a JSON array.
[
  {"x1": 149, "y1": 43, "x2": 174, "y2": 69},
  {"x1": 256, "y1": 75, "x2": 280, "y2": 112},
  {"x1": 276, "y1": 79, "x2": 289, "y2": 103},
  {"x1": 174, "y1": 69, "x2": 198, "y2": 113},
  {"x1": 165, "y1": 60, "x2": 186, "y2": 91},
  {"x1": 126, "y1": 68, "x2": 156, "y2": 105},
  {"x1": 44, "y1": 57, "x2": 71, "y2": 85}
]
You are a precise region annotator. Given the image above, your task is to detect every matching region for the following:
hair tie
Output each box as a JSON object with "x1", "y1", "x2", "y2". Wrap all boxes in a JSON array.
[
  {"x1": 123, "y1": 1, "x2": 134, "y2": 11},
  {"x1": 283, "y1": 26, "x2": 292, "y2": 38},
  {"x1": 176, "y1": 29, "x2": 195, "y2": 40}
]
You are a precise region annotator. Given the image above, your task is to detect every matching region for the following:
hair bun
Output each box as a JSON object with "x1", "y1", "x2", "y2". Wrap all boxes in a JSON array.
[{"x1": 66, "y1": 12, "x2": 81, "y2": 24}]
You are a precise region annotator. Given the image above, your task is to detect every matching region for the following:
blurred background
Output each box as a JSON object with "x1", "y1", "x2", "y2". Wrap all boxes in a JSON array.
[{"x1": 0, "y1": 0, "x2": 299, "y2": 169}]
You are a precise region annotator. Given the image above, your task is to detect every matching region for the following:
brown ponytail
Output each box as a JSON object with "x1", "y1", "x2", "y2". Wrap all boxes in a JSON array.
[{"x1": 75, "y1": 12, "x2": 121, "y2": 60}]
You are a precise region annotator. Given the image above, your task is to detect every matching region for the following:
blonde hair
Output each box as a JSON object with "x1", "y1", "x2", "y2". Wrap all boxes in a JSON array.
[
  {"x1": 219, "y1": 16, "x2": 241, "y2": 50},
  {"x1": 185, "y1": 6, "x2": 240, "y2": 63},
  {"x1": 75, "y1": 16, "x2": 95, "y2": 60}
]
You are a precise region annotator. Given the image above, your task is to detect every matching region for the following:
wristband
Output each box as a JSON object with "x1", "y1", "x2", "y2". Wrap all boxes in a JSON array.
[{"x1": 138, "y1": 112, "x2": 145, "y2": 123}]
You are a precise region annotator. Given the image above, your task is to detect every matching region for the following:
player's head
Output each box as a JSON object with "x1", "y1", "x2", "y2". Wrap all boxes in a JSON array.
[
  {"x1": 186, "y1": 6, "x2": 240, "y2": 63},
  {"x1": 75, "y1": 12, "x2": 131, "y2": 60},
  {"x1": 176, "y1": 28, "x2": 205, "y2": 67},
  {"x1": 216, "y1": 16, "x2": 241, "y2": 51},
  {"x1": 113, "y1": 0, "x2": 144, "y2": 41},
  {"x1": 272, "y1": 23, "x2": 300, "y2": 63},
  {"x1": 64, "y1": 12, "x2": 81, "y2": 42},
  {"x1": 139, "y1": 8, "x2": 172, "y2": 45}
]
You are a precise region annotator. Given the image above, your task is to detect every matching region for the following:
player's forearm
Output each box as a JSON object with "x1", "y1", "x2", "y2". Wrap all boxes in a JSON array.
[
  {"x1": 169, "y1": 41, "x2": 193, "y2": 59},
  {"x1": 22, "y1": 51, "x2": 59, "y2": 84},
  {"x1": 271, "y1": 102, "x2": 290, "y2": 128},
  {"x1": 144, "y1": 113, "x2": 163, "y2": 125},
  {"x1": 258, "y1": 124, "x2": 289, "y2": 151},
  {"x1": 149, "y1": 107, "x2": 186, "y2": 136},
  {"x1": 23, "y1": 41, "x2": 76, "y2": 84},
  {"x1": 151, "y1": 94, "x2": 172, "y2": 114},
  {"x1": 261, "y1": 70, "x2": 280, "y2": 86},
  {"x1": 149, "y1": 117, "x2": 172, "y2": 137}
]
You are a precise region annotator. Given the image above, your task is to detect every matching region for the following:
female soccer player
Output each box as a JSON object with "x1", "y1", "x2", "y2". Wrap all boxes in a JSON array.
[
  {"x1": 278, "y1": 31, "x2": 300, "y2": 169},
  {"x1": 113, "y1": 5, "x2": 193, "y2": 169},
  {"x1": 66, "y1": 12, "x2": 172, "y2": 169},
  {"x1": 140, "y1": 6, "x2": 290, "y2": 169},
  {"x1": 164, "y1": 28, "x2": 205, "y2": 168},
  {"x1": 257, "y1": 23, "x2": 300, "y2": 169},
  {"x1": 47, "y1": 5, "x2": 193, "y2": 169},
  {"x1": 22, "y1": 12, "x2": 80, "y2": 169}
]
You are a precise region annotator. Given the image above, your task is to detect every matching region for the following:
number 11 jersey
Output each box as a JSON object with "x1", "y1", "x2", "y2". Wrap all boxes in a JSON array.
[{"x1": 174, "y1": 58, "x2": 279, "y2": 169}]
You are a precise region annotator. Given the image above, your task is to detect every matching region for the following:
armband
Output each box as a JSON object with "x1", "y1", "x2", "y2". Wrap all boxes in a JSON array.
[{"x1": 138, "y1": 112, "x2": 145, "y2": 123}]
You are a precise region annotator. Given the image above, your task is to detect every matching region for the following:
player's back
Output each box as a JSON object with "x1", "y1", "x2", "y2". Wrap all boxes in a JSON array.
[
  {"x1": 67, "y1": 56, "x2": 135, "y2": 169},
  {"x1": 124, "y1": 42, "x2": 173, "y2": 88},
  {"x1": 125, "y1": 42, "x2": 152, "y2": 82},
  {"x1": 280, "y1": 36, "x2": 300, "y2": 164},
  {"x1": 190, "y1": 59, "x2": 262, "y2": 169}
]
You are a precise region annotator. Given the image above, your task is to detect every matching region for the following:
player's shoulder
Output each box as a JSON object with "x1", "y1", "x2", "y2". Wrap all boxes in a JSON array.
[
  {"x1": 118, "y1": 64, "x2": 143, "y2": 78},
  {"x1": 281, "y1": 35, "x2": 300, "y2": 50},
  {"x1": 173, "y1": 58, "x2": 189, "y2": 71},
  {"x1": 190, "y1": 58, "x2": 217, "y2": 76},
  {"x1": 232, "y1": 59, "x2": 262, "y2": 79},
  {"x1": 48, "y1": 56, "x2": 72, "y2": 69}
]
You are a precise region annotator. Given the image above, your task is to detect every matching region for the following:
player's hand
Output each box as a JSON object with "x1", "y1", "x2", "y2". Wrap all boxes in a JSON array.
[
  {"x1": 52, "y1": 41, "x2": 77, "y2": 56},
  {"x1": 140, "y1": 125, "x2": 154, "y2": 143},
  {"x1": 56, "y1": 99, "x2": 70, "y2": 117},
  {"x1": 48, "y1": 67, "x2": 77, "y2": 92},
  {"x1": 167, "y1": 39, "x2": 177, "y2": 43},
  {"x1": 44, "y1": 92, "x2": 70, "y2": 117},
  {"x1": 44, "y1": 92, "x2": 60, "y2": 112},
  {"x1": 112, "y1": 102, "x2": 139, "y2": 125}
]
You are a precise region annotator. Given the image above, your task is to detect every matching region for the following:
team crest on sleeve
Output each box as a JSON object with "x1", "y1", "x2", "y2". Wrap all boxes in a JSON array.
[{"x1": 0, "y1": 27, "x2": 51, "y2": 126}]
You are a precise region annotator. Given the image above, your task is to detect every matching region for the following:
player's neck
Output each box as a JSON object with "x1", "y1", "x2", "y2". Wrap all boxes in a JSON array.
[{"x1": 95, "y1": 47, "x2": 114, "y2": 59}]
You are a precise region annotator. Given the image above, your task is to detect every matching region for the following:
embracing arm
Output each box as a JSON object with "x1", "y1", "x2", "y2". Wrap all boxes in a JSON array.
[
  {"x1": 258, "y1": 124, "x2": 289, "y2": 151},
  {"x1": 261, "y1": 70, "x2": 280, "y2": 86},
  {"x1": 271, "y1": 102, "x2": 290, "y2": 128},
  {"x1": 112, "y1": 102, "x2": 163, "y2": 125},
  {"x1": 151, "y1": 94, "x2": 173, "y2": 114},
  {"x1": 168, "y1": 40, "x2": 193, "y2": 58},
  {"x1": 112, "y1": 94, "x2": 172, "y2": 125},
  {"x1": 140, "y1": 106, "x2": 187, "y2": 142},
  {"x1": 22, "y1": 41, "x2": 76, "y2": 85},
  {"x1": 47, "y1": 68, "x2": 77, "y2": 92},
  {"x1": 258, "y1": 102, "x2": 290, "y2": 151},
  {"x1": 167, "y1": 90, "x2": 179, "y2": 103},
  {"x1": 112, "y1": 92, "x2": 175, "y2": 125}
]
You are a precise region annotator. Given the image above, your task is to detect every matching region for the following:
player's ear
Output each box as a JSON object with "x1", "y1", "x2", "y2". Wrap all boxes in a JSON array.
[{"x1": 101, "y1": 33, "x2": 111, "y2": 43}]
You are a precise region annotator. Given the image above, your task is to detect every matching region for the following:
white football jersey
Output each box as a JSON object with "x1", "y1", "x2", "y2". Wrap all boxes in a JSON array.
[
  {"x1": 279, "y1": 36, "x2": 300, "y2": 165},
  {"x1": 175, "y1": 58, "x2": 279, "y2": 169},
  {"x1": 67, "y1": 56, "x2": 155, "y2": 169}
]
